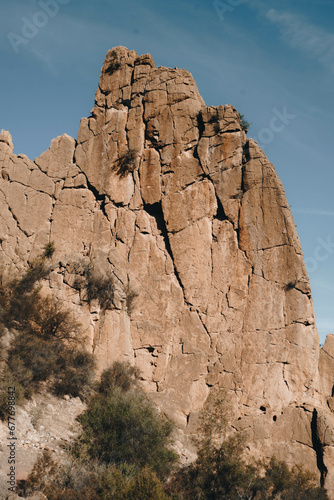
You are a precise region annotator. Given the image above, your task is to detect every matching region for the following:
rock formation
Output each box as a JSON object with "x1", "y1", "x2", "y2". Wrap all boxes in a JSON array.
[{"x1": 1, "y1": 46, "x2": 334, "y2": 492}]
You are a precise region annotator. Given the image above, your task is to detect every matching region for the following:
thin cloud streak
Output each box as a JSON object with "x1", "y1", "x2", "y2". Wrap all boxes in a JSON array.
[
  {"x1": 294, "y1": 208, "x2": 334, "y2": 216},
  {"x1": 265, "y1": 8, "x2": 334, "y2": 73}
]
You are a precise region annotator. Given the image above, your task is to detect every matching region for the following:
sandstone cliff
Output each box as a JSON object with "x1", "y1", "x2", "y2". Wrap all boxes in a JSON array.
[{"x1": 1, "y1": 46, "x2": 334, "y2": 491}]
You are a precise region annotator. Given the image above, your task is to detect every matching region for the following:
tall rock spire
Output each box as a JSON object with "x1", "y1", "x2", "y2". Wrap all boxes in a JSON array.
[{"x1": 1, "y1": 46, "x2": 334, "y2": 491}]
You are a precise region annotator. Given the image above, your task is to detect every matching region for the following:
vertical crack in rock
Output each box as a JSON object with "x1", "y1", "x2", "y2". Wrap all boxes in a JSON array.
[
  {"x1": 215, "y1": 194, "x2": 228, "y2": 222},
  {"x1": 311, "y1": 409, "x2": 328, "y2": 487},
  {"x1": 78, "y1": 167, "x2": 109, "y2": 219},
  {"x1": 144, "y1": 201, "x2": 188, "y2": 302}
]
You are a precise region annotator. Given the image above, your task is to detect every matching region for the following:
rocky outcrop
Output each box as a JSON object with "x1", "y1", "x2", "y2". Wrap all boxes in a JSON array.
[{"x1": 1, "y1": 47, "x2": 334, "y2": 491}]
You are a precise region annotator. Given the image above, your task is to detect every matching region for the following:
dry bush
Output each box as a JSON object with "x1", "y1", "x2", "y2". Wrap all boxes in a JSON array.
[
  {"x1": 18, "y1": 451, "x2": 169, "y2": 500},
  {"x1": 86, "y1": 268, "x2": 115, "y2": 310},
  {"x1": 98, "y1": 361, "x2": 139, "y2": 395},
  {"x1": 125, "y1": 284, "x2": 138, "y2": 316},
  {"x1": 105, "y1": 50, "x2": 121, "y2": 74},
  {"x1": 112, "y1": 150, "x2": 138, "y2": 177},
  {"x1": 0, "y1": 255, "x2": 96, "y2": 412}
]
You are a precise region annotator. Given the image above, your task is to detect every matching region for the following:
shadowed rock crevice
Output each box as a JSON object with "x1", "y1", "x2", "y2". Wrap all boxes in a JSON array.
[
  {"x1": 311, "y1": 409, "x2": 328, "y2": 488},
  {"x1": 144, "y1": 201, "x2": 187, "y2": 301}
]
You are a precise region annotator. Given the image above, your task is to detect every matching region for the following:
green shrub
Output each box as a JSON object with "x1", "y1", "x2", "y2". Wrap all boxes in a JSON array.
[
  {"x1": 262, "y1": 458, "x2": 328, "y2": 499},
  {"x1": 76, "y1": 365, "x2": 177, "y2": 478},
  {"x1": 53, "y1": 349, "x2": 96, "y2": 398},
  {"x1": 7, "y1": 334, "x2": 59, "y2": 396},
  {"x1": 77, "y1": 389, "x2": 176, "y2": 474},
  {"x1": 1, "y1": 258, "x2": 50, "y2": 330},
  {"x1": 213, "y1": 122, "x2": 220, "y2": 134},
  {"x1": 0, "y1": 255, "x2": 96, "y2": 416},
  {"x1": 239, "y1": 112, "x2": 251, "y2": 133},
  {"x1": 6, "y1": 333, "x2": 95, "y2": 400},
  {"x1": 112, "y1": 150, "x2": 138, "y2": 177},
  {"x1": 106, "y1": 50, "x2": 121, "y2": 74}
]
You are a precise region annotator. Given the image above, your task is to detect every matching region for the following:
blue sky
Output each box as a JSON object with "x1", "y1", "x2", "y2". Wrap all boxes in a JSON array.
[{"x1": 1, "y1": 0, "x2": 333, "y2": 343}]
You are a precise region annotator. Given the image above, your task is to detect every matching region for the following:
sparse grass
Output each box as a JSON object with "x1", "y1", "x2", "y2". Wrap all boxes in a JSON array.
[
  {"x1": 105, "y1": 50, "x2": 121, "y2": 75},
  {"x1": 112, "y1": 150, "x2": 138, "y2": 178},
  {"x1": 125, "y1": 284, "x2": 138, "y2": 316},
  {"x1": 44, "y1": 241, "x2": 55, "y2": 259}
]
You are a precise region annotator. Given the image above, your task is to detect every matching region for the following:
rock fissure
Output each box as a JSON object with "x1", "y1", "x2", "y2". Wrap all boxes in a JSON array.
[{"x1": 311, "y1": 409, "x2": 328, "y2": 488}]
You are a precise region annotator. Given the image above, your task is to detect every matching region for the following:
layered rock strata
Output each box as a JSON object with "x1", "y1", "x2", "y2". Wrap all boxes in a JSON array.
[{"x1": 1, "y1": 47, "x2": 334, "y2": 491}]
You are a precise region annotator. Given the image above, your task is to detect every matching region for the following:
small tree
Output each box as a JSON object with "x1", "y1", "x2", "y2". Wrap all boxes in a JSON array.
[{"x1": 239, "y1": 112, "x2": 251, "y2": 133}]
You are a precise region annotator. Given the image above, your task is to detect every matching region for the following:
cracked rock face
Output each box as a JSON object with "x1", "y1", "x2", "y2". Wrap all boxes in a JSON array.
[{"x1": 1, "y1": 46, "x2": 334, "y2": 491}]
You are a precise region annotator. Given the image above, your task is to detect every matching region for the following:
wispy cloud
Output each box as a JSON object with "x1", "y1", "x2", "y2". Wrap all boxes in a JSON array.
[
  {"x1": 265, "y1": 8, "x2": 334, "y2": 73},
  {"x1": 294, "y1": 208, "x2": 334, "y2": 216},
  {"x1": 28, "y1": 47, "x2": 57, "y2": 75}
]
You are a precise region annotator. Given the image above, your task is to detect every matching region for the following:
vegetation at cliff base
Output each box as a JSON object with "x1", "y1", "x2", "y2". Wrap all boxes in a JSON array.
[
  {"x1": 166, "y1": 388, "x2": 328, "y2": 499},
  {"x1": 75, "y1": 361, "x2": 177, "y2": 478},
  {"x1": 17, "y1": 375, "x2": 328, "y2": 499},
  {"x1": 0, "y1": 254, "x2": 95, "y2": 418},
  {"x1": 18, "y1": 361, "x2": 176, "y2": 500}
]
